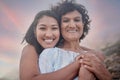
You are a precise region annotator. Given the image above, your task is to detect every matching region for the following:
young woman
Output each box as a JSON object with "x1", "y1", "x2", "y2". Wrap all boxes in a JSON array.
[{"x1": 20, "y1": 10, "x2": 61, "y2": 80}]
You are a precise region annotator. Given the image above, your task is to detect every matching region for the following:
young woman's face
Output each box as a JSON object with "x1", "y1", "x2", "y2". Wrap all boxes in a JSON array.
[
  {"x1": 61, "y1": 10, "x2": 84, "y2": 42},
  {"x1": 35, "y1": 16, "x2": 60, "y2": 48}
]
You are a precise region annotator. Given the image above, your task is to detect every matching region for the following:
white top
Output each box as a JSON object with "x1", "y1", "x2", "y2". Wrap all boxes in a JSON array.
[{"x1": 39, "y1": 47, "x2": 81, "y2": 80}]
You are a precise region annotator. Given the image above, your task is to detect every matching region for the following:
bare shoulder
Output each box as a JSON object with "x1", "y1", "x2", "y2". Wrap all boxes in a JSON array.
[
  {"x1": 81, "y1": 46, "x2": 105, "y2": 61},
  {"x1": 21, "y1": 44, "x2": 38, "y2": 58},
  {"x1": 20, "y1": 44, "x2": 39, "y2": 66},
  {"x1": 20, "y1": 44, "x2": 40, "y2": 79},
  {"x1": 90, "y1": 49, "x2": 105, "y2": 61}
]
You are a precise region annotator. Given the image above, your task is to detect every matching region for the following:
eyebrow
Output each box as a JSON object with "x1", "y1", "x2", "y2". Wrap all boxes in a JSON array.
[
  {"x1": 38, "y1": 24, "x2": 46, "y2": 27},
  {"x1": 75, "y1": 16, "x2": 81, "y2": 18},
  {"x1": 62, "y1": 16, "x2": 81, "y2": 19},
  {"x1": 51, "y1": 24, "x2": 59, "y2": 27},
  {"x1": 38, "y1": 24, "x2": 58, "y2": 27}
]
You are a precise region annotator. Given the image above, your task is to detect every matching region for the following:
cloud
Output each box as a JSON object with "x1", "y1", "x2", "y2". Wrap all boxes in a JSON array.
[
  {"x1": 81, "y1": 0, "x2": 120, "y2": 49},
  {"x1": 0, "y1": 35, "x2": 22, "y2": 54},
  {"x1": 0, "y1": 1, "x2": 23, "y2": 32}
]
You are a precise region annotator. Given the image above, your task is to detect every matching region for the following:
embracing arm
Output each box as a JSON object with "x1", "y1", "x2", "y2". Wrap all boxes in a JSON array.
[
  {"x1": 81, "y1": 51, "x2": 112, "y2": 80},
  {"x1": 20, "y1": 45, "x2": 40, "y2": 80},
  {"x1": 20, "y1": 45, "x2": 80, "y2": 80},
  {"x1": 35, "y1": 61, "x2": 79, "y2": 80}
]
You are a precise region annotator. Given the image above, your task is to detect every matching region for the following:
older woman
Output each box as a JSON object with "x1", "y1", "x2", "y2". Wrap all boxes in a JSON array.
[{"x1": 39, "y1": 0, "x2": 112, "y2": 80}]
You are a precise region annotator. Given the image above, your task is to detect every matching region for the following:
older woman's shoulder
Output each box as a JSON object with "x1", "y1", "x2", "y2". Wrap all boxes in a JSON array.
[
  {"x1": 81, "y1": 46, "x2": 105, "y2": 61},
  {"x1": 91, "y1": 49, "x2": 105, "y2": 61}
]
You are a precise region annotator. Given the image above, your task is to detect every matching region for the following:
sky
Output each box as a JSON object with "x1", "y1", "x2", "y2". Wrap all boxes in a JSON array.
[{"x1": 0, "y1": 0, "x2": 120, "y2": 79}]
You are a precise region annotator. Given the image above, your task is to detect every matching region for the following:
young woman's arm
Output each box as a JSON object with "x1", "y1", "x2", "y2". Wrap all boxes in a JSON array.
[
  {"x1": 20, "y1": 45, "x2": 80, "y2": 80},
  {"x1": 20, "y1": 45, "x2": 40, "y2": 80},
  {"x1": 79, "y1": 65, "x2": 96, "y2": 80}
]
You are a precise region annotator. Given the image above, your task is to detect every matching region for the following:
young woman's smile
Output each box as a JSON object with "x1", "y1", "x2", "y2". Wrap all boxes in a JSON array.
[{"x1": 35, "y1": 16, "x2": 60, "y2": 48}]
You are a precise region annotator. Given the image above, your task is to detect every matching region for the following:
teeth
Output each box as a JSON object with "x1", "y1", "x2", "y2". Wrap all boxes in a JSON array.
[
  {"x1": 68, "y1": 30, "x2": 77, "y2": 33},
  {"x1": 44, "y1": 39, "x2": 53, "y2": 43}
]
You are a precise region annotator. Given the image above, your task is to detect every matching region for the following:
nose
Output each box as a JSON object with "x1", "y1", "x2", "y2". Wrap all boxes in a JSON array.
[
  {"x1": 68, "y1": 20, "x2": 76, "y2": 28},
  {"x1": 45, "y1": 30, "x2": 53, "y2": 38}
]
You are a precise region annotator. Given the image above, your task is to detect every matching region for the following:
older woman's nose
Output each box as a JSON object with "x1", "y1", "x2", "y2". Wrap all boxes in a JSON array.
[{"x1": 69, "y1": 20, "x2": 76, "y2": 28}]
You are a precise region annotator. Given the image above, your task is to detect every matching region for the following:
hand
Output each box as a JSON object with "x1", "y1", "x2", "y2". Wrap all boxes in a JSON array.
[
  {"x1": 79, "y1": 52, "x2": 112, "y2": 80},
  {"x1": 75, "y1": 54, "x2": 96, "y2": 80},
  {"x1": 79, "y1": 64, "x2": 96, "y2": 80}
]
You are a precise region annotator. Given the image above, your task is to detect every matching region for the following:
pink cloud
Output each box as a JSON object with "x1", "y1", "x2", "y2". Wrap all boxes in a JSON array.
[
  {"x1": 0, "y1": 53, "x2": 16, "y2": 64},
  {"x1": 0, "y1": 36, "x2": 22, "y2": 54},
  {"x1": 0, "y1": 1, "x2": 23, "y2": 32}
]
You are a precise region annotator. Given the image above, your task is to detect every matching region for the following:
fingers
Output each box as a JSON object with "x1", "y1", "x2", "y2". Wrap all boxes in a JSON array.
[
  {"x1": 75, "y1": 53, "x2": 94, "y2": 68},
  {"x1": 75, "y1": 51, "x2": 94, "y2": 60},
  {"x1": 77, "y1": 51, "x2": 110, "y2": 80},
  {"x1": 75, "y1": 51, "x2": 103, "y2": 72},
  {"x1": 83, "y1": 64, "x2": 94, "y2": 72},
  {"x1": 75, "y1": 50, "x2": 90, "y2": 61},
  {"x1": 83, "y1": 53, "x2": 102, "y2": 64},
  {"x1": 75, "y1": 55, "x2": 84, "y2": 61},
  {"x1": 75, "y1": 55, "x2": 81, "y2": 61},
  {"x1": 80, "y1": 59, "x2": 92, "y2": 67}
]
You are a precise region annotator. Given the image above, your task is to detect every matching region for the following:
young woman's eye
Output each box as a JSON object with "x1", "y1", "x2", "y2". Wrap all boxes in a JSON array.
[
  {"x1": 52, "y1": 26, "x2": 59, "y2": 30},
  {"x1": 39, "y1": 27, "x2": 46, "y2": 30}
]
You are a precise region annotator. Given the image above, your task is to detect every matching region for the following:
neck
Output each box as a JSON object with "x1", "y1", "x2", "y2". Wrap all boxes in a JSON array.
[{"x1": 62, "y1": 40, "x2": 81, "y2": 52}]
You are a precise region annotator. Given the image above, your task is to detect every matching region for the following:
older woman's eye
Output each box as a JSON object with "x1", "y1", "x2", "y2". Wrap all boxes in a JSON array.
[
  {"x1": 74, "y1": 18, "x2": 81, "y2": 22},
  {"x1": 62, "y1": 19, "x2": 69, "y2": 23},
  {"x1": 75, "y1": 19, "x2": 80, "y2": 22}
]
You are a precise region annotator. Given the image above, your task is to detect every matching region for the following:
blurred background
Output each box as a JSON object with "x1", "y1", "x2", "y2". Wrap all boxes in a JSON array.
[{"x1": 0, "y1": 0, "x2": 120, "y2": 80}]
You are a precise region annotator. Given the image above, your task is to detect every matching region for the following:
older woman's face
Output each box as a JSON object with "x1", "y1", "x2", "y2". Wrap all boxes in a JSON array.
[{"x1": 61, "y1": 10, "x2": 84, "y2": 42}]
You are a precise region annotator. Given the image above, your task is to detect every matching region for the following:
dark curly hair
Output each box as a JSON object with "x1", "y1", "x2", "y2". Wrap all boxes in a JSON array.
[
  {"x1": 22, "y1": 10, "x2": 61, "y2": 55},
  {"x1": 51, "y1": 0, "x2": 91, "y2": 40}
]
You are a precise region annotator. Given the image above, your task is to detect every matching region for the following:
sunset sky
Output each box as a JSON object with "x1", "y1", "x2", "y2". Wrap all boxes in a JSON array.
[{"x1": 0, "y1": 0, "x2": 120, "y2": 79}]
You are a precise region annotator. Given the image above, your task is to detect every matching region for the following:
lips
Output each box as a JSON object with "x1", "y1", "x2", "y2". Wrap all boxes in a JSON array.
[
  {"x1": 67, "y1": 30, "x2": 77, "y2": 33},
  {"x1": 44, "y1": 39, "x2": 54, "y2": 43}
]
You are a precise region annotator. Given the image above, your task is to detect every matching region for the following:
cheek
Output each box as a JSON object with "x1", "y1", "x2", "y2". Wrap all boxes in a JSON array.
[
  {"x1": 80, "y1": 27, "x2": 83, "y2": 32},
  {"x1": 61, "y1": 28, "x2": 65, "y2": 36},
  {"x1": 61, "y1": 25, "x2": 66, "y2": 32},
  {"x1": 36, "y1": 30, "x2": 43, "y2": 39},
  {"x1": 55, "y1": 31, "x2": 60, "y2": 39},
  {"x1": 61, "y1": 23, "x2": 67, "y2": 29},
  {"x1": 78, "y1": 23, "x2": 84, "y2": 31},
  {"x1": 56, "y1": 30, "x2": 60, "y2": 35},
  {"x1": 48, "y1": 29, "x2": 60, "y2": 41}
]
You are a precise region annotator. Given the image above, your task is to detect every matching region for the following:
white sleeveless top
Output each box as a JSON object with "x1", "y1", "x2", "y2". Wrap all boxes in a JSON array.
[{"x1": 39, "y1": 47, "x2": 81, "y2": 80}]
